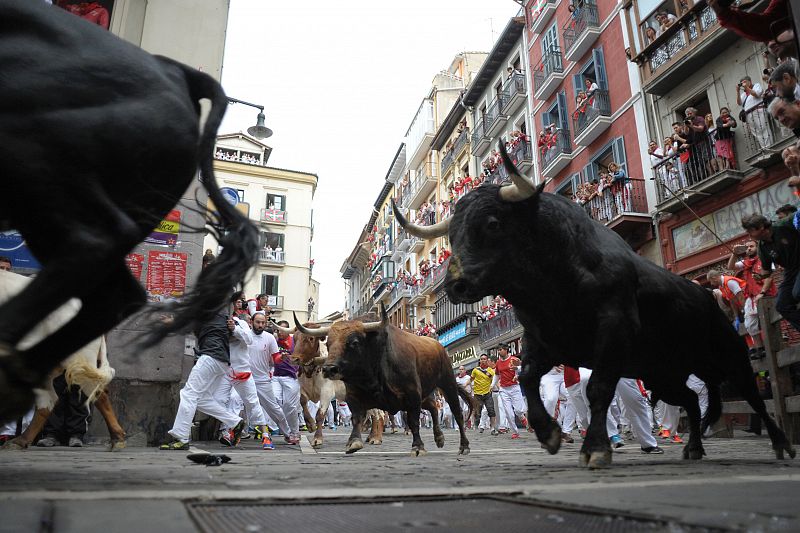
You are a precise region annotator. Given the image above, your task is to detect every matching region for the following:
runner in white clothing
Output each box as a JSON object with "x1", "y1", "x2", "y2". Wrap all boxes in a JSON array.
[{"x1": 248, "y1": 312, "x2": 292, "y2": 439}]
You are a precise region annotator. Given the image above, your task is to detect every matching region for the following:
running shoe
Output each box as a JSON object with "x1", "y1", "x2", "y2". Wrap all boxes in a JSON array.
[
  {"x1": 479, "y1": 428, "x2": 484, "y2": 433},
  {"x1": 561, "y1": 432, "x2": 574, "y2": 443},
  {"x1": 579, "y1": 429, "x2": 587, "y2": 438},
  {"x1": 490, "y1": 429, "x2": 499, "y2": 436},
  {"x1": 511, "y1": 433, "x2": 520, "y2": 439},
  {"x1": 641, "y1": 446, "x2": 664, "y2": 454},
  {"x1": 670, "y1": 434, "x2": 684, "y2": 444},
  {"x1": 231, "y1": 420, "x2": 246, "y2": 446},
  {"x1": 520, "y1": 416, "x2": 528, "y2": 429},
  {"x1": 300, "y1": 424, "x2": 309, "y2": 432},
  {"x1": 159, "y1": 439, "x2": 189, "y2": 451},
  {"x1": 658, "y1": 428, "x2": 671, "y2": 439},
  {"x1": 610, "y1": 434, "x2": 625, "y2": 448},
  {"x1": 219, "y1": 431, "x2": 233, "y2": 447},
  {"x1": 262, "y1": 435, "x2": 275, "y2": 450},
  {"x1": 284, "y1": 434, "x2": 301, "y2": 445}
]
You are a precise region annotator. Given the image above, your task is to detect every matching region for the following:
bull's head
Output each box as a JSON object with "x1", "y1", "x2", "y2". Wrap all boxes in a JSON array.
[
  {"x1": 288, "y1": 322, "x2": 329, "y2": 367},
  {"x1": 393, "y1": 141, "x2": 545, "y2": 304},
  {"x1": 294, "y1": 304, "x2": 387, "y2": 381}
]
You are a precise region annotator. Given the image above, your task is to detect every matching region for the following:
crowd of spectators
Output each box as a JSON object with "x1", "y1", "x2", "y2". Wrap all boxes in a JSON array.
[
  {"x1": 570, "y1": 161, "x2": 632, "y2": 219},
  {"x1": 214, "y1": 149, "x2": 261, "y2": 165},
  {"x1": 477, "y1": 296, "x2": 513, "y2": 322}
]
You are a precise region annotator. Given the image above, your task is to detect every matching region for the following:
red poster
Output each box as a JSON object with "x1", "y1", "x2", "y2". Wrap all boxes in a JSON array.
[
  {"x1": 125, "y1": 253, "x2": 144, "y2": 281},
  {"x1": 146, "y1": 251, "x2": 187, "y2": 303}
]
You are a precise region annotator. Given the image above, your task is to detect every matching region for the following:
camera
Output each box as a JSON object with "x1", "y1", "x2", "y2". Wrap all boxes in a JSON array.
[
  {"x1": 684, "y1": 118, "x2": 691, "y2": 124},
  {"x1": 764, "y1": 68, "x2": 773, "y2": 76},
  {"x1": 716, "y1": 0, "x2": 736, "y2": 7}
]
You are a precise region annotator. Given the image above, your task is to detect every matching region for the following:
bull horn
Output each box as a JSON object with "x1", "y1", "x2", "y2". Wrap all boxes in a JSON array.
[
  {"x1": 293, "y1": 312, "x2": 331, "y2": 337},
  {"x1": 392, "y1": 199, "x2": 450, "y2": 239},
  {"x1": 271, "y1": 322, "x2": 296, "y2": 335},
  {"x1": 497, "y1": 140, "x2": 546, "y2": 202},
  {"x1": 363, "y1": 302, "x2": 388, "y2": 332},
  {"x1": 312, "y1": 355, "x2": 327, "y2": 365}
]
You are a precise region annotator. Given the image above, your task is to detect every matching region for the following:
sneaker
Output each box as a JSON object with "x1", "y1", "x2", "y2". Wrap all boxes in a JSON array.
[
  {"x1": 579, "y1": 429, "x2": 587, "y2": 438},
  {"x1": 262, "y1": 435, "x2": 275, "y2": 450},
  {"x1": 561, "y1": 432, "x2": 574, "y2": 443},
  {"x1": 641, "y1": 446, "x2": 664, "y2": 454},
  {"x1": 284, "y1": 434, "x2": 300, "y2": 445},
  {"x1": 68, "y1": 437, "x2": 83, "y2": 448},
  {"x1": 490, "y1": 429, "x2": 499, "y2": 436},
  {"x1": 743, "y1": 427, "x2": 762, "y2": 436},
  {"x1": 670, "y1": 435, "x2": 684, "y2": 444},
  {"x1": 219, "y1": 431, "x2": 233, "y2": 447},
  {"x1": 658, "y1": 429, "x2": 671, "y2": 439},
  {"x1": 479, "y1": 428, "x2": 485, "y2": 433},
  {"x1": 498, "y1": 428, "x2": 508, "y2": 434},
  {"x1": 520, "y1": 416, "x2": 528, "y2": 428},
  {"x1": 610, "y1": 434, "x2": 625, "y2": 449},
  {"x1": 300, "y1": 424, "x2": 309, "y2": 432},
  {"x1": 511, "y1": 433, "x2": 520, "y2": 439},
  {"x1": 36, "y1": 437, "x2": 58, "y2": 447},
  {"x1": 231, "y1": 420, "x2": 246, "y2": 446},
  {"x1": 159, "y1": 439, "x2": 190, "y2": 451}
]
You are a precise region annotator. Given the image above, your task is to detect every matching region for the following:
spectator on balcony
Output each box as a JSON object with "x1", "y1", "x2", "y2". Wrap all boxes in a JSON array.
[
  {"x1": 645, "y1": 25, "x2": 658, "y2": 43},
  {"x1": 608, "y1": 162, "x2": 630, "y2": 214},
  {"x1": 782, "y1": 144, "x2": 800, "y2": 175},
  {"x1": 655, "y1": 11, "x2": 677, "y2": 34},
  {"x1": 738, "y1": 76, "x2": 774, "y2": 149},
  {"x1": 567, "y1": 3, "x2": 582, "y2": 27},
  {"x1": 768, "y1": 97, "x2": 800, "y2": 137},
  {"x1": 715, "y1": 107, "x2": 737, "y2": 170},
  {"x1": 742, "y1": 213, "x2": 800, "y2": 335},
  {"x1": 595, "y1": 170, "x2": 614, "y2": 219},
  {"x1": 776, "y1": 204, "x2": 798, "y2": 222},
  {"x1": 506, "y1": 66, "x2": 522, "y2": 79},
  {"x1": 769, "y1": 60, "x2": 800, "y2": 101},
  {"x1": 684, "y1": 107, "x2": 712, "y2": 184},
  {"x1": 705, "y1": 113, "x2": 724, "y2": 174},
  {"x1": 584, "y1": 78, "x2": 599, "y2": 101}
]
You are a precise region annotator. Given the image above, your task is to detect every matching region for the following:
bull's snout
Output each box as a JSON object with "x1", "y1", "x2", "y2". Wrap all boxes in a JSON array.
[{"x1": 321, "y1": 364, "x2": 340, "y2": 378}]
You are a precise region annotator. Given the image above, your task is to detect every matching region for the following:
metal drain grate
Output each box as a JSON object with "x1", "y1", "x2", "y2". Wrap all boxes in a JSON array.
[{"x1": 187, "y1": 496, "x2": 702, "y2": 533}]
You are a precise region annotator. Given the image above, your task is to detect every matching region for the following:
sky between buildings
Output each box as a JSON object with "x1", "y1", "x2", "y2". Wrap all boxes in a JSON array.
[{"x1": 219, "y1": 0, "x2": 521, "y2": 317}]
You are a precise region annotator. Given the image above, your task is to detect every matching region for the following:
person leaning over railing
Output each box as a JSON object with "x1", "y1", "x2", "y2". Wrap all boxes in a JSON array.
[
  {"x1": 715, "y1": 107, "x2": 737, "y2": 170},
  {"x1": 768, "y1": 97, "x2": 800, "y2": 138},
  {"x1": 769, "y1": 59, "x2": 800, "y2": 101},
  {"x1": 708, "y1": 0, "x2": 788, "y2": 45},
  {"x1": 738, "y1": 76, "x2": 774, "y2": 149}
]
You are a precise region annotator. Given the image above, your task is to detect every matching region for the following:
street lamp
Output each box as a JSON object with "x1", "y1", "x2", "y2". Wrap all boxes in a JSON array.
[{"x1": 227, "y1": 97, "x2": 273, "y2": 139}]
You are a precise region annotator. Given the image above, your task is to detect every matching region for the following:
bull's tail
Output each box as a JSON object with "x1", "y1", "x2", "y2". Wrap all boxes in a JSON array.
[
  {"x1": 700, "y1": 382, "x2": 722, "y2": 435},
  {"x1": 144, "y1": 64, "x2": 259, "y2": 343},
  {"x1": 457, "y1": 385, "x2": 475, "y2": 423},
  {"x1": 64, "y1": 337, "x2": 114, "y2": 404}
]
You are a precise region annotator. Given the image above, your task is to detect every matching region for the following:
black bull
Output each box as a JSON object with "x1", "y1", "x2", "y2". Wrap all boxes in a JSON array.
[
  {"x1": 395, "y1": 142, "x2": 795, "y2": 468},
  {"x1": 0, "y1": 1, "x2": 258, "y2": 422}
]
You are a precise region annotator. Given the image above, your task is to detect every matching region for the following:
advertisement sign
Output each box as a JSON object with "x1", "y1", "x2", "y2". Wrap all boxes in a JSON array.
[
  {"x1": 438, "y1": 320, "x2": 468, "y2": 347},
  {"x1": 146, "y1": 251, "x2": 187, "y2": 303},
  {"x1": 0, "y1": 231, "x2": 41, "y2": 272},
  {"x1": 125, "y1": 253, "x2": 144, "y2": 282},
  {"x1": 488, "y1": 337, "x2": 523, "y2": 360},
  {"x1": 450, "y1": 344, "x2": 478, "y2": 368},
  {"x1": 144, "y1": 210, "x2": 181, "y2": 247}
]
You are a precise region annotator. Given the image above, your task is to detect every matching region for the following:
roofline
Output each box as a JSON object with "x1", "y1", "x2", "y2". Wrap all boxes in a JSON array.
[
  {"x1": 431, "y1": 94, "x2": 467, "y2": 151},
  {"x1": 462, "y1": 17, "x2": 525, "y2": 107}
]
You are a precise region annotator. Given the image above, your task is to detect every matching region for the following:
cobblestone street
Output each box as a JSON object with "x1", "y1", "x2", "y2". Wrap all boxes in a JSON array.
[{"x1": 0, "y1": 428, "x2": 798, "y2": 532}]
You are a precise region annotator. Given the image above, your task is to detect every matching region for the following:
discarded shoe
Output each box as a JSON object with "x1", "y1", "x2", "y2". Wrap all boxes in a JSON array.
[
  {"x1": 641, "y1": 446, "x2": 664, "y2": 454},
  {"x1": 187, "y1": 453, "x2": 231, "y2": 466}
]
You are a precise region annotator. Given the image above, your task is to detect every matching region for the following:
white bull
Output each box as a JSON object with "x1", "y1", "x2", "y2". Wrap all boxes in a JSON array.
[{"x1": 0, "y1": 270, "x2": 125, "y2": 450}]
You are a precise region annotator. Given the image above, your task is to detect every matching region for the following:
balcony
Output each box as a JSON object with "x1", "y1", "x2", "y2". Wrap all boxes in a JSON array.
[
  {"x1": 484, "y1": 92, "x2": 510, "y2": 138},
  {"x1": 440, "y1": 149, "x2": 456, "y2": 176},
  {"x1": 478, "y1": 309, "x2": 521, "y2": 344},
  {"x1": 422, "y1": 256, "x2": 450, "y2": 294},
  {"x1": 389, "y1": 282, "x2": 413, "y2": 309},
  {"x1": 637, "y1": 2, "x2": 738, "y2": 96},
  {"x1": 259, "y1": 208, "x2": 287, "y2": 225},
  {"x1": 509, "y1": 139, "x2": 534, "y2": 174},
  {"x1": 503, "y1": 72, "x2": 527, "y2": 115},
  {"x1": 582, "y1": 178, "x2": 652, "y2": 246},
  {"x1": 258, "y1": 249, "x2": 285, "y2": 265},
  {"x1": 406, "y1": 163, "x2": 438, "y2": 210},
  {"x1": 406, "y1": 99, "x2": 435, "y2": 168},
  {"x1": 539, "y1": 128, "x2": 572, "y2": 178},
  {"x1": 563, "y1": 1, "x2": 600, "y2": 62},
  {"x1": 264, "y1": 295, "x2": 284, "y2": 310},
  {"x1": 409, "y1": 282, "x2": 427, "y2": 305},
  {"x1": 533, "y1": 49, "x2": 565, "y2": 102},
  {"x1": 409, "y1": 234, "x2": 424, "y2": 254},
  {"x1": 653, "y1": 135, "x2": 744, "y2": 213},
  {"x1": 485, "y1": 163, "x2": 510, "y2": 186},
  {"x1": 529, "y1": 0, "x2": 557, "y2": 34},
  {"x1": 572, "y1": 89, "x2": 612, "y2": 147},
  {"x1": 453, "y1": 127, "x2": 469, "y2": 157},
  {"x1": 371, "y1": 276, "x2": 394, "y2": 302},
  {"x1": 741, "y1": 105, "x2": 796, "y2": 169},
  {"x1": 471, "y1": 119, "x2": 489, "y2": 155}
]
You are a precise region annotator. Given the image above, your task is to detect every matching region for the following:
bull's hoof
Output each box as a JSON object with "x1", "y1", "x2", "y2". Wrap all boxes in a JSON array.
[
  {"x1": 109, "y1": 440, "x2": 126, "y2": 452},
  {"x1": 578, "y1": 451, "x2": 590, "y2": 467},
  {"x1": 775, "y1": 443, "x2": 796, "y2": 460},
  {"x1": 1, "y1": 438, "x2": 27, "y2": 451},
  {"x1": 345, "y1": 439, "x2": 364, "y2": 454},
  {"x1": 312, "y1": 437, "x2": 324, "y2": 448},
  {"x1": 682, "y1": 445, "x2": 705, "y2": 460},
  {"x1": 540, "y1": 426, "x2": 562, "y2": 455},
  {"x1": 588, "y1": 450, "x2": 613, "y2": 469},
  {"x1": 391, "y1": 428, "x2": 398, "y2": 434},
  {"x1": 434, "y1": 433, "x2": 445, "y2": 448},
  {"x1": 458, "y1": 446, "x2": 470, "y2": 455},
  {"x1": 367, "y1": 437, "x2": 382, "y2": 445},
  {"x1": 411, "y1": 446, "x2": 427, "y2": 457}
]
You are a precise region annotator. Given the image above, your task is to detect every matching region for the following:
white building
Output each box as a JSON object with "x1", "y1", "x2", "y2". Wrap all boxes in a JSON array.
[{"x1": 208, "y1": 133, "x2": 319, "y2": 323}]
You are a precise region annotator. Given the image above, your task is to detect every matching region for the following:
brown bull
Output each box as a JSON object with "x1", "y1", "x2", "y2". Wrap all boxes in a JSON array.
[{"x1": 294, "y1": 306, "x2": 473, "y2": 456}]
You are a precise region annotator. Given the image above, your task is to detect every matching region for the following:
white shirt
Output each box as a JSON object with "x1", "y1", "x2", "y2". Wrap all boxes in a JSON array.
[
  {"x1": 229, "y1": 318, "x2": 253, "y2": 372},
  {"x1": 456, "y1": 374, "x2": 472, "y2": 394},
  {"x1": 649, "y1": 147, "x2": 664, "y2": 168},
  {"x1": 725, "y1": 278, "x2": 743, "y2": 296},
  {"x1": 740, "y1": 84, "x2": 764, "y2": 112},
  {"x1": 249, "y1": 330, "x2": 280, "y2": 380}
]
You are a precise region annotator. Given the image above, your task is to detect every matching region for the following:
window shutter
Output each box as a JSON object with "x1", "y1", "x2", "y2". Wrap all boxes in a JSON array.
[
  {"x1": 612, "y1": 137, "x2": 628, "y2": 176},
  {"x1": 557, "y1": 91, "x2": 569, "y2": 132},
  {"x1": 572, "y1": 74, "x2": 584, "y2": 99},
  {"x1": 592, "y1": 47, "x2": 608, "y2": 90}
]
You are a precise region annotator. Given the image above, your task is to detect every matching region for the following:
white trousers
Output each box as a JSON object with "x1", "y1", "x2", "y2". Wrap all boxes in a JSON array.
[
  {"x1": 498, "y1": 384, "x2": 527, "y2": 433},
  {"x1": 560, "y1": 394, "x2": 577, "y2": 433},
  {"x1": 253, "y1": 377, "x2": 292, "y2": 436},
  {"x1": 0, "y1": 406, "x2": 34, "y2": 436},
  {"x1": 614, "y1": 378, "x2": 657, "y2": 448},
  {"x1": 272, "y1": 376, "x2": 301, "y2": 436},
  {"x1": 169, "y1": 355, "x2": 241, "y2": 442},
  {"x1": 213, "y1": 373, "x2": 267, "y2": 430},
  {"x1": 540, "y1": 372, "x2": 562, "y2": 417},
  {"x1": 686, "y1": 374, "x2": 708, "y2": 418},
  {"x1": 744, "y1": 297, "x2": 761, "y2": 338},
  {"x1": 655, "y1": 400, "x2": 680, "y2": 433}
]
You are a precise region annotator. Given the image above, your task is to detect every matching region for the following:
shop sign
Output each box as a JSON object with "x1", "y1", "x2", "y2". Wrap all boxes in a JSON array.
[
  {"x1": 438, "y1": 320, "x2": 467, "y2": 347},
  {"x1": 450, "y1": 345, "x2": 478, "y2": 368},
  {"x1": 488, "y1": 337, "x2": 523, "y2": 359},
  {"x1": 672, "y1": 178, "x2": 794, "y2": 259}
]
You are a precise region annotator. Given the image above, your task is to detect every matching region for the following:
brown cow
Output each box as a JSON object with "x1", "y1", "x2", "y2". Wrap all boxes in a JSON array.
[{"x1": 294, "y1": 305, "x2": 473, "y2": 456}]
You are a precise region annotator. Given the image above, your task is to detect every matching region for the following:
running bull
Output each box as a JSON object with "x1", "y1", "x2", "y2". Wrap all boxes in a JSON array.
[
  {"x1": 293, "y1": 306, "x2": 473, "y2": 455},
  {"x1": 394, "y1": 141, "x2": 795, "y2": 468}
]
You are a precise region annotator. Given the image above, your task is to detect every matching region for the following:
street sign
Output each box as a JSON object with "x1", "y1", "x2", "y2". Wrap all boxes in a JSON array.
[{"x1": 219, "y1": 187, "x2": 239, "y2": 206}]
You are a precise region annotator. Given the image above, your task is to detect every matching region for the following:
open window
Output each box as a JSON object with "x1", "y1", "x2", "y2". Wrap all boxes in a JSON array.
[
  {"x1": 259, "y1": 232, "x2": 285, "y2": 250},
  {"x1": 572, "y1": 48, "x2": 608, "y2": 95},
  {"x1": 261, "y1": 274, "x2": 279, "y2": 296}
]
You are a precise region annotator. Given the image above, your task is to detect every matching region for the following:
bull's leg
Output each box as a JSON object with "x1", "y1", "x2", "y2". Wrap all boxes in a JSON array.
[
  {"x1": 366, "y1": 409, "x2": 384, "y2": 445},
  {"x1": 440, "y1": 384, "x2": 471, "y2": 455},
  {"x1": 406, "y1": 404, "x2": 426, "y2": 456},
  {"x1": 345, "y1": 396, "x2": 365, "y2": 454},
  {"x1": 312, "y1": 383, "x2": 335, "y2": 447},
  {"x1": 94, "y1": 390, "x2": 126, "y2": 452},
  {"x1": 300, "y1": 392, "x2": 316, "y2": 432},
  {"x1": 2, "y1": 407, "x2": 50, "y2": 450},
  {"x1": 0, "y1": 264, "x2": 146, "y2": 423},
  {"x1": 518, "y1": 356, "x2": 561, "y2": 454},
  {"x1": 421, "y1": 397, "x2": 443, "y2": 449},
  {"x1": 582, "y1": 371, "x2": 619, "y2": 469}
]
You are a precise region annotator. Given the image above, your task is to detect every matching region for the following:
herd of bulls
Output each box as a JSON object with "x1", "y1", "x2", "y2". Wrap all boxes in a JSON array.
[{"x1": 0, "y1": 0, "x2": 795, "y2": 468}]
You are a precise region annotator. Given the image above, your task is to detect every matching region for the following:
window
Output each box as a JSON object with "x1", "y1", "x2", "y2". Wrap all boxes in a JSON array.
[
  {"x1": 495, "y1": 81, "x2": 503, "y2": 99},
  {"x1": 675, "y1": 93, "x2": 710, "y2": 124},
  {"x1": 543, "y1": 91, "x2": 569, "y2": 133},
  {"x1": 572, "y1": 48, "x2": 608, "y2": 95},
  {"x1": 259, "y1": 232, "x2": 284, "y2": 250},
  {"x1": 267, "y1": 193, "x2": 286, "y2": 211},
  {"x1": 587, "y1": 137, "x2": 628, "y2": 177},
  {"x1": 261, "y1": 274, "x2": 279, "y2": 296},
  {"x1": 542, "y1": 23, "x2": 559, "y2": 55},
  {"x1": 236, "y1": 189, "x2": 245, "y2": 203},
  {"x1": 555, "y1": 173, "x2": 583, "y2": 200}
]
